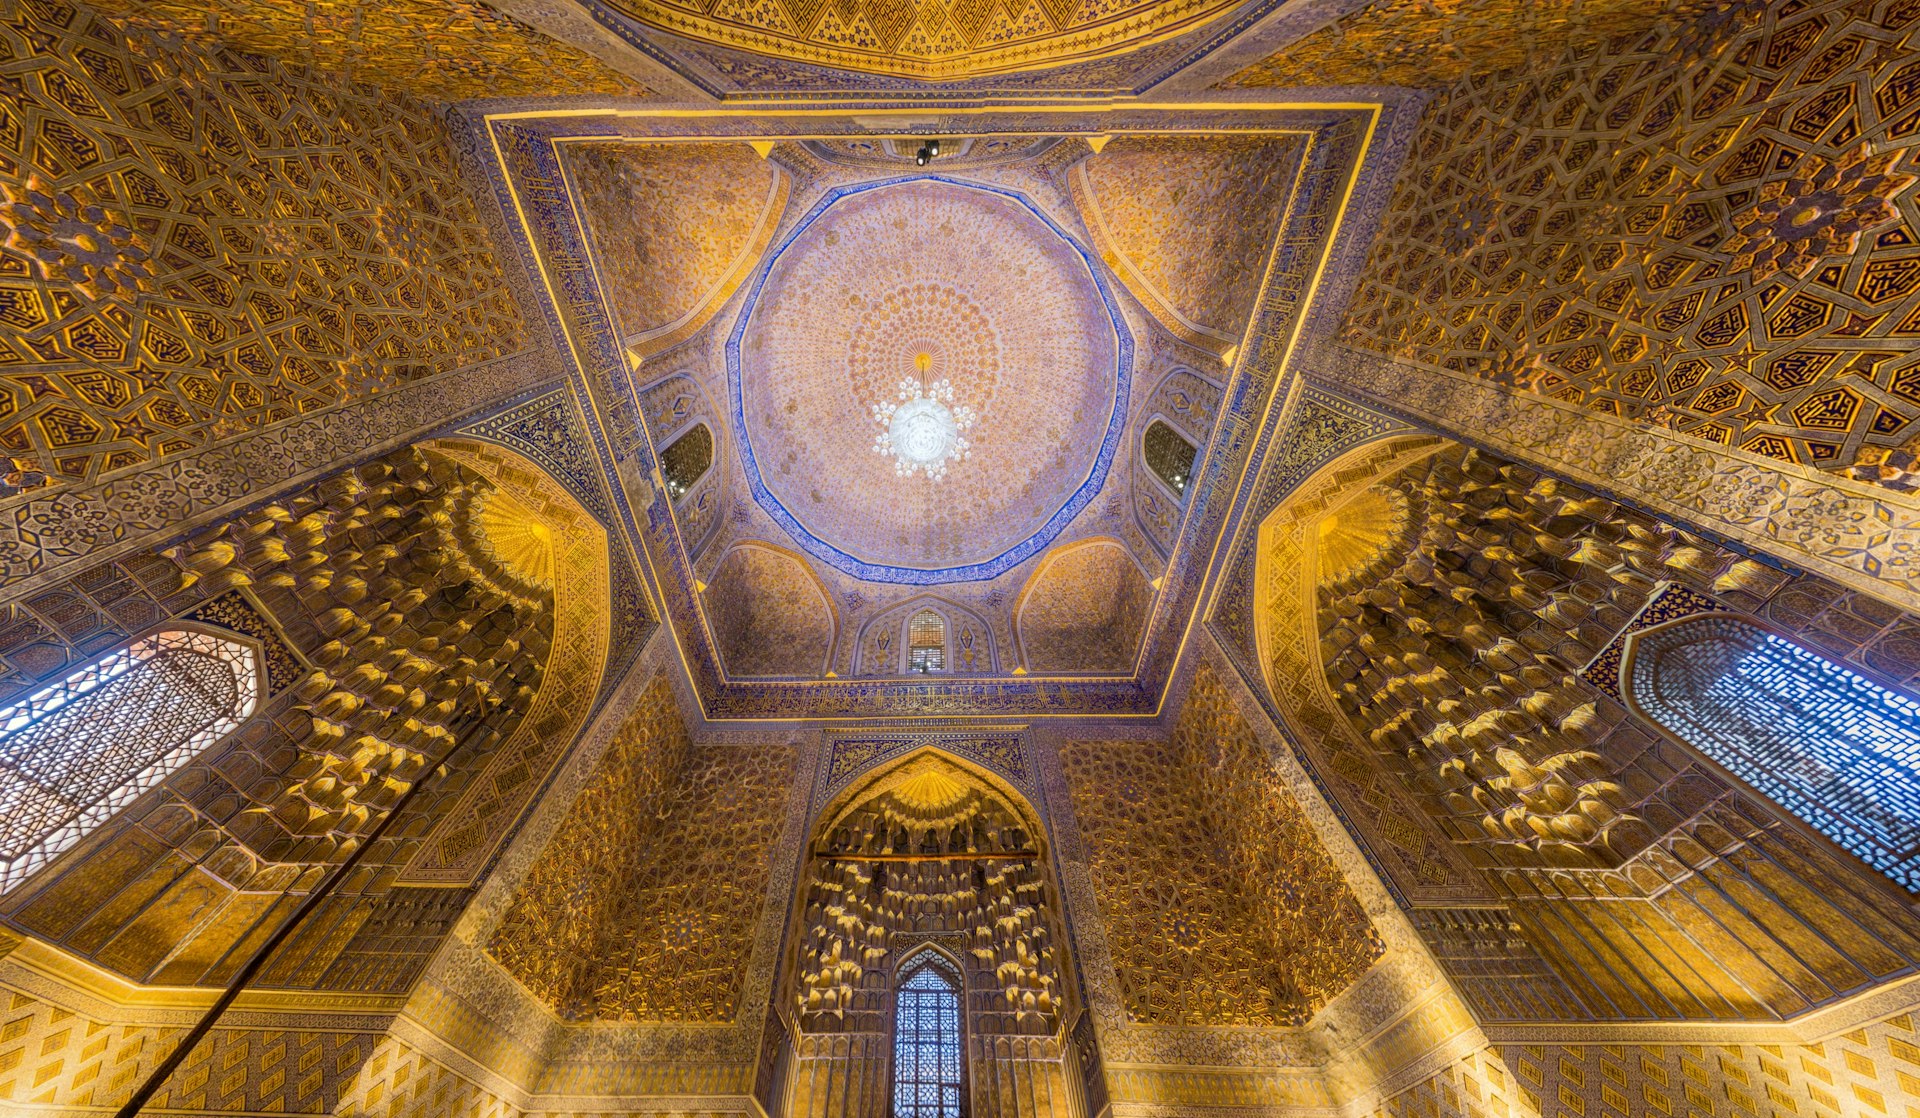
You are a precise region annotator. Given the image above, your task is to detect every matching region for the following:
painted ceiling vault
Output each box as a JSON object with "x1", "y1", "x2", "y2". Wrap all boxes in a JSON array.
[
  {"x1": 11, "y1": 6, "x2": 1920, "y2": 1118},
  {"x1": 516, "y1": 106, "x2": 1397, "y2": 713}
]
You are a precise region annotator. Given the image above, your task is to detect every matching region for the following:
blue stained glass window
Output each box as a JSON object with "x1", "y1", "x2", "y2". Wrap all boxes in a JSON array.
[
  {"x1": 893, "y1": 962, "x2": 963, "y2": 1118},
  {"x1": 1629, "y1": 616, "x2": 1920, "y2": 891}
]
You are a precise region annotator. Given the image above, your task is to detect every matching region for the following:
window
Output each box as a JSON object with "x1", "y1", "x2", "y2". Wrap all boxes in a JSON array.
[
  {"x1": 661, "y1": 424, "x2": 714, "y2": 500},
  {"x1": 1144, "y1": 420, "x2": 1197, "y2": 497},
  {"x1": 0, "y1": 628, "x2": 259, "y2": 893},
  {"x1": 1627, "y1": 616, "x2": 1920, "y2": 891},
  {"x1": 908, "y1": 610, "x2": 945, "y2": 674},
  {"x1": 893, "y1": 958, "x2": 964, "y2": 1118}
]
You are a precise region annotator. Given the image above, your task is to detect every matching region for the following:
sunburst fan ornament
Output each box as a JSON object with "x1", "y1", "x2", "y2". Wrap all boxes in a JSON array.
[
  {"x1": 889, "y1": 765, "x2": 972, "y2": 814},
  {"x1": 473, "y1": 490, "x2": 556, "y2": 588}
]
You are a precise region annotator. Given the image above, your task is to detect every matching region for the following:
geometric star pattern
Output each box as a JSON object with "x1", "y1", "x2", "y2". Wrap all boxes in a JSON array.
[
  {"x1": 0, "y1": 1, "x2": 524, "y2": 492},
  {"x1": 1339, "y1": 0, "x2": 1920, "y2": 490}
]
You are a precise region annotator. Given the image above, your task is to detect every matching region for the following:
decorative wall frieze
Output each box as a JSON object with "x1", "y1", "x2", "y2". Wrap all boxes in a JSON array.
[
  {"x1": 1316, "y1": 344, "x2": 1920, "y2": 614},
  {"x1": 0, "y1": 351, "x2": 566, "y2": 607}
]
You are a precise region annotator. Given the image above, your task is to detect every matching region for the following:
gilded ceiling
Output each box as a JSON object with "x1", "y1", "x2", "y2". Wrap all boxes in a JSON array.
[
  {"x1": 568, "y1": 143, "x2": 788, "y2": 359},
  {"x1": 735, "y1": 177, "x2": 1124, "y2": 579},
  {"x1": 12, "y1": 4, "x2": 1920, "y2": 1118},
  {"x1": 521, "y1": 112, "x2": 1395, "y2": 704}
]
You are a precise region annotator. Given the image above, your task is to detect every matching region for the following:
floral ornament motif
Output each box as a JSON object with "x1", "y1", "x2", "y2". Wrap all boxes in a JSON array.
[
  {"x1": 1724, "y1": 144, "x2": 1914, "y2": 282},
  {"x1": 0, "y1": 176, "x2": 152, "y2": 301},
  {"x1": 870, "y1": 376, "x2": 976, "y2": 481}
]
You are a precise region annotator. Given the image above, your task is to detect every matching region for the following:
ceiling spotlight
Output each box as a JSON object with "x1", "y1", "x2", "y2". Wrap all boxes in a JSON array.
[
  {"x1": 915, "y1": 138, "x2": 940, "y2": 166},
  {"x1": 926, "y1": 138, "x2": 940, "y2": 156}
]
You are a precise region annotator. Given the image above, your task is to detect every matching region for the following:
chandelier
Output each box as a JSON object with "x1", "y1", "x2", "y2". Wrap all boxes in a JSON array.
[{"x1": 871, "y1": 375, "x2": 975, "y2": 481}]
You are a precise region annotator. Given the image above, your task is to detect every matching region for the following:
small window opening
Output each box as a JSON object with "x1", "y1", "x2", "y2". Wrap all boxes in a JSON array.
[
  {"x1": 1145, "y1": 420, "x2": 1198, "y2": 496},
  {"x1": 908, "y1": 610, "x2": 946, "y2": 674},
  {"x1": 661, "y1": 424, "x2": 713, "y2": 500}
]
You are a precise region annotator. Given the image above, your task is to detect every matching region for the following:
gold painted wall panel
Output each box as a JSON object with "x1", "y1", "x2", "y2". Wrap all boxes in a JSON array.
[
  {"x1": 1380, "y1": 1003, "x2": 1920, "y2": 1118},
  {"x1": 1015, "y1": 540, "x2": 1152, "y2": 674},
  {"x1": 704, "y1": 543, "x2": 836, "y2": 679},
  {"x1": 1070, "y1": 135, "x2": 1302, "y2": 350},
  {"x1": 1332, "y1": 0, "x2": 1920, "y2": 490},
  {"x1": 83, "y1": 0, "x2": 654, "y2": 101},
  {"x1": 1227, "y1": 0, "x2": 1725, "y2": 90},
  {"x1": 0, "y1": 0, "x2": 525, "y2": 491},
  {"x1": 1060, "y1": 664, "x2": 1381, "y2": 1027},
  {"x1": 489, "y1": 677, "x2": 796, "y2": 1023}
]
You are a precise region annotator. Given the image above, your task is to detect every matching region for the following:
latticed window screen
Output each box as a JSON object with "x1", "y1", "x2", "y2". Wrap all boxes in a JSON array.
[
  {"x1": 908, "y1": 610, "x2": 946, "y2": 674},
  {"x1": 661, "y1": 424, "x2": 714, "y2": 499},
  {"x1": 0, "y1": 629, "x2": 258, "y2": 893},
  {"x1": 893, "y1": 962, "x2": 964, "y2": 1118},
  {"x1": 1629, "y1": 616, "x2": 1920, "y2": 891},
  {"x1": 1144, "y1": 420, "x2": 1198, "y2": 496}
]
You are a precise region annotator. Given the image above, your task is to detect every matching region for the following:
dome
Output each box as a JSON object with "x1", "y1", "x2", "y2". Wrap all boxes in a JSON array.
[{"x1": 730, "y1": 178, "x2": 1130, "y2": 583}]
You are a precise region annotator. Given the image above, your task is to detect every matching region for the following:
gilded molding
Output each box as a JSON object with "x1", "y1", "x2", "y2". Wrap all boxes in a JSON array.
[{"x1": 1316, "y1": 344, "x2": 1920, "y2": 614}]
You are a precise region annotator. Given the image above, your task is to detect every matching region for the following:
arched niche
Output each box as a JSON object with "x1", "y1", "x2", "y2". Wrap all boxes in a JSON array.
[
  {"x1": 780, "y1": 750, "x2": 1086, "y2": 1118},
  {"x1": 1013, "y1": 538, "x2": 1152, "y2": 675},
  {"x1": 705, "y1": 541, "x2": 838, "y2": 678},
  {"x1": 1132, "y1": 367, "x2": 1221, "y2": 557},
  {"x1": 638, "y1": 372, "x2": 730, "y2": 559},
  {"x1": 1250, "y1": 432, "x2": 1920, "y2": 1019},
  {"x1": 1, "y1": 437, "x2": 613, "y2": 989},
  {"x1": 854, "y1": 595, "x2": 998, "y2": 676}
]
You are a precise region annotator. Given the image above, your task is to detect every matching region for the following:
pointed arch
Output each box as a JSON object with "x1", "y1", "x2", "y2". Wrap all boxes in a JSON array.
[
  {"x1": 1013, "y1": 536, "x2": 1153, "y2": 674},
  {"x1": 0, "y1": 624, "x2": 262, "y2": 894},
  {"x1": 705, "y1": 540, "x2": 838, "y2": 678},
  {"x1": 892, "y1": 945, "x2": 966, "y2": 1118},
  {"x1": 1621, "y1": 612, "x2": 1920, "y2": 893},
  {"x1": 853, "y1": 595, "x2": 998, "y2": 676}
]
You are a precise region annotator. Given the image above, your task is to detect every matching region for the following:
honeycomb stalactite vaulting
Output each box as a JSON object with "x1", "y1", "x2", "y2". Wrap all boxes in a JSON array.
[
  {"x1": 787, "y1": 756, "x2": 1074, "y2": 1118},
  {"x1": 1334, "y1": 0, "x2": 1920, "y2": 490},
  {"x1": 489, "y1": 680, "x2": 796, "y2": 1022},
  {"x1": 0, "y1": 0, "x2": 525, "y2": 493},
  {"x1": 1274, "y1": 441, "x2": 1920, "y2": 1020},
  {"x1": 3, "y1": 442, "x2": 570, "y2": 993},
  {"x1": 595, "y1": 0, "x2": 1243, "y2": 80},
  {"x1": 1061, "y1": 665, "x2": 1381, "y2": 1027}
]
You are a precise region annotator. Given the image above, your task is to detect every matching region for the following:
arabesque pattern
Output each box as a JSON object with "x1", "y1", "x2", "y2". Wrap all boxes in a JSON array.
[
  {"x1": 1337, "y1": 0, "x2": 1920, "y2": 489},
  {"x1": 1227, "y1": 0, "x2": 1732, "y2": 89},
  {"x1": 80, "y1": 0, "x2": 653, "y2": 100},
  {"x1": 489, "y1": 678, "x2": 795, "y2": 1022},
  {"x1": 594, "y1": 0, "x2": 1248, "y2": 80},
  {"x1": 0, "y1": 0, "x2": 523, "y2": 490},
  {"x1": 1060, "y1": 665, "x2": 1380, "y2": 1026}
]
